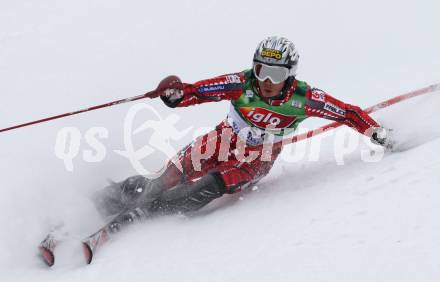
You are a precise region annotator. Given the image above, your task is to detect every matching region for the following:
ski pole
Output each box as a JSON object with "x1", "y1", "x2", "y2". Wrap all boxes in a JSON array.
[{"x1": 0, "y1": 89, "x2": 159, "y2": 133}]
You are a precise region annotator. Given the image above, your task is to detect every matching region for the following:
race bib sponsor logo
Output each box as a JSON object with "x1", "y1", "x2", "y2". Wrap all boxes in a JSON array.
[
  {"x1": 291, "y1": 100, "x2": 302, "y2": 108},
  {"x1": 245, "y1": 90, "x2": 254, "y2": 98},
  {"x1": 311, "y1": 88, "x2": 326, "y2": 102},
  {"x1": 261, "y1": 48, "x2": 283, "y2": 60},
  {"x1": 238, "y1": 107, "x2": 297, "y2": 129},
  {"x1": 324, "y1": 102, "x2": 346, "y2": 116}
]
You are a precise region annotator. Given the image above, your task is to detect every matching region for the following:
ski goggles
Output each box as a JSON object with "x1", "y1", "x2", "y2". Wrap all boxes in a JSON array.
[{"x1": 253, "y1": 63, "x2": 290, "y2": 84}]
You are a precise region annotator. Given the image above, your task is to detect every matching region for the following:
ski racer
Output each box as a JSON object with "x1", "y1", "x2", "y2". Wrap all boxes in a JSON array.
[{"x1": 94, "y1": 36, "x2": 388, "y2": 232}]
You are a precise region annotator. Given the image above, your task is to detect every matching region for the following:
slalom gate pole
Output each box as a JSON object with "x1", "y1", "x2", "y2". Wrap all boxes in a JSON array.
[
  {"x1": 274, "y1": 82, "x2": 440, "y2": 149},
  {"x1": 0, "y1": 89, "x2": 159, "y2": 133}
]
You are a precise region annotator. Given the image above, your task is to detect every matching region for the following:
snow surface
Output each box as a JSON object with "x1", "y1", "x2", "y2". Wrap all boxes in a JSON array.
[{"x1": 1, "y1": 1, "x2": 440, "y2": 281}]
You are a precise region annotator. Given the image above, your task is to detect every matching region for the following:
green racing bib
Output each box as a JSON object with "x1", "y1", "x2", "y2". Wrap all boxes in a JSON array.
[{"x1": 229, "y1": 70, "x2": 309, "y2": 141}]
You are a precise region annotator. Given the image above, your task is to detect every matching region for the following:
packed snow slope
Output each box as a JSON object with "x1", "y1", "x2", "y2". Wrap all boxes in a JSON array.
[{"x1": 1, "y1": 1, "x2": 440, "y2": 282}]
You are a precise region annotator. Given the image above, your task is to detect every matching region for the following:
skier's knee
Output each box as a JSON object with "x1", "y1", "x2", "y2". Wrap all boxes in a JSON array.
[
  {"x1": 155, "y1": 171, "x2": 227, "y2": 213},
  {"x1": 120, "y1": 175, "x2": 164, "y2": 206},
  {"x1": 93, "y1": 175, "x2": 164, "y2": 218},
  {"x1": 92, "y1": 181, "x2": 126, "y2": 218}
]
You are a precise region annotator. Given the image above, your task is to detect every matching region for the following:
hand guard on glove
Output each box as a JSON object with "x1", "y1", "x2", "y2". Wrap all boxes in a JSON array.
[{"x1": 148, "y1": 75, "x2": 184, "y2": 102}]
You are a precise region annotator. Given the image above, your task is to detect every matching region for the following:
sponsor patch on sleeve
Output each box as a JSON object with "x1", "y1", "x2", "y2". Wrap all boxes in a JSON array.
[
  {"x1": 225, "y1": 74, "x2": 241, "y2": 84},
  {"x1": 310, "y1": 88, "x2": 326, "y2": 102},
  {"x1": 197, "y1": 74, "x2": 242, "y2": 94},
  {"x1": 324, "y1": 102, "x2": 346, "y2": 116}
]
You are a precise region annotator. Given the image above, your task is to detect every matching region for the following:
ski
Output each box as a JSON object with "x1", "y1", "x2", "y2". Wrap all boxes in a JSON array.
[
  {"x1": 37, "y1": 208, "x2": 148, "y2": 266},
  {"x1": 81, "y1": 207, "x2": 148, "y2": 264},
  {"x1": 38, "y1": 233, "x2": 57, "y2": 267},
  {"x1": 82, "y1": 226, "x2": 110, "y2": 264},
  {"x1": 38, "y1": 222, "x2": 112, "y2": 266},
  {"x1": 38, "y1": 223, "x2": 66, "y2": 267}
]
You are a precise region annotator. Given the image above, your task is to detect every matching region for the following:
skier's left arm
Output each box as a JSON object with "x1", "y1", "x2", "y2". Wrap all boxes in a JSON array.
[
  {"x1": 305, "y1": 87, "x2": 381, "y2": 136},
  {"x1": 154, "y1": 73, "x2": 244, "y2": 108}
]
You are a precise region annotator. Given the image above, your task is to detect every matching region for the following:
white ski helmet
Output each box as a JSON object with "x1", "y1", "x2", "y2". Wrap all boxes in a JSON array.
[{"x1": 253, "y1": 36, "x2": 300, "y2": 78}]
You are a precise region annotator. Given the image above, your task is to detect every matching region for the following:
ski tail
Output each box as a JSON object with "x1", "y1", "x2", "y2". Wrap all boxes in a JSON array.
[
  {"x1": 39, "y1": 245, "x2": 55, "y2": 267},
  {"x1": 38, "y1": 208, "x2": 149, "y2": 266},
  {"x1": 80, "y1": 207, "x2": 149, "y2": 264},
  {"x1": 82, "y1": 241, "x2": 93, "y2": 265},
  {"x1": 38, "y1": 233, "x2": 58, "y2": 267},
  {"x1": 81, "y1": 226, "x2": 110, "y2": 264}
]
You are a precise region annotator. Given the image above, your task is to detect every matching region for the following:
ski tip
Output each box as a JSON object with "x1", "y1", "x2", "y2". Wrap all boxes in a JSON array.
[
  {"x1": 82, "y1": 242, "x2": 93, "y2": 265},
  {"x1": 38, "y1": 246, "x2": 55, "y2": 267}
]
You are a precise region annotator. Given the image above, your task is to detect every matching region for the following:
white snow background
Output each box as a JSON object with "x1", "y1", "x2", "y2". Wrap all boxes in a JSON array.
[{"x1": 1, "y1": 0, "x2": 440, "y2": 281}]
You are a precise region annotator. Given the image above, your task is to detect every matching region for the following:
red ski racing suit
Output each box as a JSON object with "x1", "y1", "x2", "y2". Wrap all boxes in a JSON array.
[{"x1": 156, "y1": 70, "x2": 380, "y2": 194}]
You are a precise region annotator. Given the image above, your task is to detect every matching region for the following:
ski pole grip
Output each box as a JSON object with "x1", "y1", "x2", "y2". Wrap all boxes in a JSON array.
[{"x1": 147, "y1": 75, "x2": 183, "y2": 99}]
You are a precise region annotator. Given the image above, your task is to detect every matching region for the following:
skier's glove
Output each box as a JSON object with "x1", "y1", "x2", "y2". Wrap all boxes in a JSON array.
[
  {"x1": 148, "y1": 75, "x2": 183, "y2": 101},
  {"x1": 370, "y1": 127, "x2": 391, "y2": 147},
  {"x1": 163, "y1": 88, "x2": 184, "y2": 102},
  {"x1": 147, "y1": 75, "x2": 184, "y2": 100}
]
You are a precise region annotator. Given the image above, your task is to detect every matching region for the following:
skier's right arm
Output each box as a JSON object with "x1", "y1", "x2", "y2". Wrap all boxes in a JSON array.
[{"x1": 155, "y1": 73, "x2": 244, "y2": 108}]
